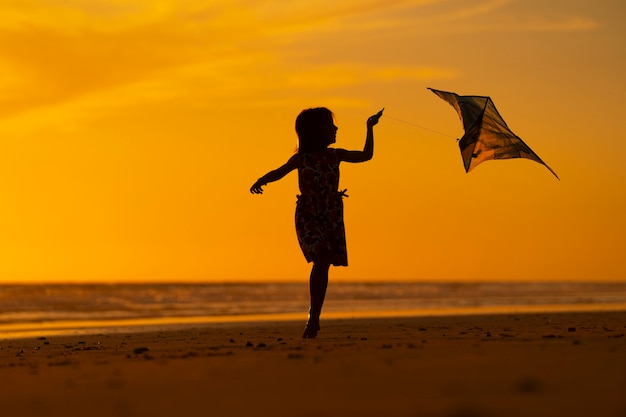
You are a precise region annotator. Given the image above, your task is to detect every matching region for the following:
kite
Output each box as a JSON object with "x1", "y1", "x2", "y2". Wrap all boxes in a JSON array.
[{"x1": 429, "y1": 88, "x2": 559, "y2": 180}]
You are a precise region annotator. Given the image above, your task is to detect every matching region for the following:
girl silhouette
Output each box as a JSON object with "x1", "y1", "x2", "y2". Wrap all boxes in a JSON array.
[{"x1": 250, "y1": 107, "x2": 383, "y2": 338}]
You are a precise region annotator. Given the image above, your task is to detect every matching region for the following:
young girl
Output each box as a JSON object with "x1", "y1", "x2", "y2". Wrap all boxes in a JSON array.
[{"x1": 250, "y1": 107, "x2": 383, "y2": 338}]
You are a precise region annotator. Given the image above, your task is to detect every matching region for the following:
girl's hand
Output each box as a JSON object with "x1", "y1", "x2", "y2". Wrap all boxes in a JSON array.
[
  {"x1": 367, "y1": 108, "x2": 384, "y2": 128},
  {"x1": 250, "y1": 180, "x2": 265, "y2": 194}
]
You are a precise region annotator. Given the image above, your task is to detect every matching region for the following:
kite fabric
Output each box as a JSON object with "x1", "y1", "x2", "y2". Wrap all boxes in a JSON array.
[{"x1": 429, "y1": 88, "x2": 559, "y2": 180}]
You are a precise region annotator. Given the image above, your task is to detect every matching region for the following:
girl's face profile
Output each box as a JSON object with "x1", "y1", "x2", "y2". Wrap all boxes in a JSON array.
[{"x1": 321, "y1": 117, "x2": 338, "y2": 146}]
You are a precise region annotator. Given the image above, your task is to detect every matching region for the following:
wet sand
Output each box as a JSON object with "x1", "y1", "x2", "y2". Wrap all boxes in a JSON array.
[{"x1": 1, "y1": 311, "x2": 625, "y2": 417}]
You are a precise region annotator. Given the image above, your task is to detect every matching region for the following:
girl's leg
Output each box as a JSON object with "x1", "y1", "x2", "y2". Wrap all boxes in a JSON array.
[
  {"x1": 310, "y1": 262, "x2": 330, "y2": 318},
  {"x1": 303, "y1": 261, "x2": 330, "y2": 338}
]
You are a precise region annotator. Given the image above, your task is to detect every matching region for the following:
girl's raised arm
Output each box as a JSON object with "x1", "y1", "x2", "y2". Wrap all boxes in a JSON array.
[
  {"x1": 336, "y1": 109, "x2": 383, "y2": 163},
  {"x1": 250, "y1": 153, "x2": 301, "y2": 194}
]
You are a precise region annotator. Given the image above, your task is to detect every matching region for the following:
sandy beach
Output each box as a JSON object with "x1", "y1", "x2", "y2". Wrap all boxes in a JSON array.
[{"x1": 1, "y1": 311, "x2": 625, "y2": 417}]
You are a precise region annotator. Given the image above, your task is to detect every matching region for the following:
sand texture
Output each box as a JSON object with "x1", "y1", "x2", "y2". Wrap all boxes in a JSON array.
[{"x1": 1, "y1": 311, "x2": 625, "y2": 417}]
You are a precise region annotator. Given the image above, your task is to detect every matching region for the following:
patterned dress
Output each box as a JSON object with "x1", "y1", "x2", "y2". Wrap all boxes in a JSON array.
[{"x1": 295, "y1": 149, "x2": 348, "y2": 266}]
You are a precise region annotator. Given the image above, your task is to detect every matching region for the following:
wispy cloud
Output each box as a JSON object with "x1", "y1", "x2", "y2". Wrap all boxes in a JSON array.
[
  {"x1": 281, "y1": 64, "x2": 457, "y2": 90},
  {"x1": 0, "y1": 0, "x2": 600, "y2": 125},
  {"x1": 0, "y1": 0, "x2": 456, "y2": 121},
  {"x1": 0, "y1": 2, "x2": 241, "y2": 119},
  {"x1": 393, "y1": 0, "x2": 599, "y2": 34}
]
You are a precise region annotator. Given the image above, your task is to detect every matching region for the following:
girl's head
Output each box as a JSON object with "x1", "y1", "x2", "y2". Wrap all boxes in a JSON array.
[{"x1": 295, "y1": 107, "x2": 338, "y2": 153}]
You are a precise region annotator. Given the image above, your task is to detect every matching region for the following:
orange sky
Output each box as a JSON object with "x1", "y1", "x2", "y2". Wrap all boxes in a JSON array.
[{"x1": 0, "y1": 0, "x2": 624, "y2": 283}]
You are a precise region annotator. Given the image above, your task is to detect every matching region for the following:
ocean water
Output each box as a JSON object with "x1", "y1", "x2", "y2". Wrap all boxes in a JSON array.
[{"x1": 1, "y1": 282, "x2": 625, "y2": 338}]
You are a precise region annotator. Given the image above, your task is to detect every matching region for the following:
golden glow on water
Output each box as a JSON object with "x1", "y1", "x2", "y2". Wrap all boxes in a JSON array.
[{"x1": 2, "y1": 303, "x2": 625, "y2": 340}]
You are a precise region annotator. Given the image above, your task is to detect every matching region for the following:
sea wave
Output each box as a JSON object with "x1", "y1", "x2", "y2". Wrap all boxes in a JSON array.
[{"x1": 1, "y1": 282, "x2": 625, "y2": 337}]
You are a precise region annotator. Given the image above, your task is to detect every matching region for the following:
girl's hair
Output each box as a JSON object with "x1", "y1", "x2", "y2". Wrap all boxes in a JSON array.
[{"x1": 295, "y1": 107, "x2": 334, "y2": 153}]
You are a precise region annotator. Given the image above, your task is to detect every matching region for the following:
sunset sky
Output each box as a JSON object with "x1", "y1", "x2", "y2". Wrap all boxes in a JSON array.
[{"x1": 0, "y1": 0, "x2": 624, "y2": 283}]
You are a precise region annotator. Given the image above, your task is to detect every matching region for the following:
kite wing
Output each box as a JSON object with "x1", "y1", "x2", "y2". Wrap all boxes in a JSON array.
[{"x1": 429, "y1": 88, "x2": 559, "y2": 180}]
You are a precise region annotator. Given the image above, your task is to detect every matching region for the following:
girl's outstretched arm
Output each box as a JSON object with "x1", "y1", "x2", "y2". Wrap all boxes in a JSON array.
[
  {"x1": 250, "y1": 154, "x2": 301, "y2": 194},
  {"x1": 336, "y1": 109, "x2": 383, "y2": 163}
]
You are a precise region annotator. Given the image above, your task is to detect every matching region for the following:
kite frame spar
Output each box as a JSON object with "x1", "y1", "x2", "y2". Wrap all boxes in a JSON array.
[{"x1": 429, "y1": 88, "x2": 559, "y2": 180}]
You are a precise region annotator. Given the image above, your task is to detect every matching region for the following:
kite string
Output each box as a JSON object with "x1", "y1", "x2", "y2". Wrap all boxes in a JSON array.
[{"x1": 383, "y1": 114, "x2": 457, "y2": 139}]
